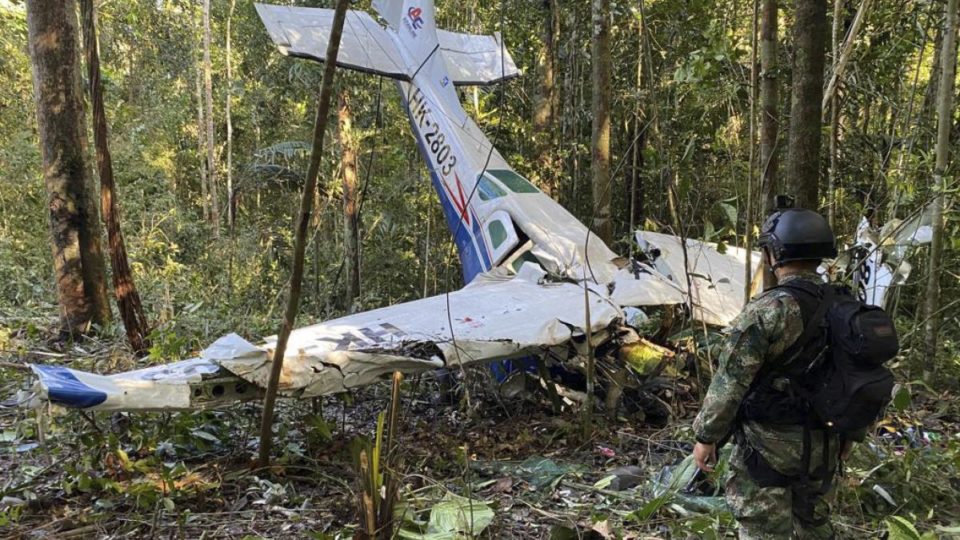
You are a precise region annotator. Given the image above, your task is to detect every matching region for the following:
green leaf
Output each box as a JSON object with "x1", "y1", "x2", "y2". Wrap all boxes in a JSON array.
[
  {"x1": 397, "y1": 494, "x2": 494, "y2": 540},
  {"x1": 190, "y1": 430, "x2": 220, "y2": 443},
  {"x1": 892, "y1": 385, "x2": 912, "y2": 411},
  {"x1": 885, "y1": 516, "x2": 921, "y2": 540},
  {"x1": 718, "y1": 202, "x2": 737, "y2": 226}
]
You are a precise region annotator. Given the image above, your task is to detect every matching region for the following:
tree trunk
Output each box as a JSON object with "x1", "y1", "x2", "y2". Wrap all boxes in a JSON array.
[
  {"x1": 923, "y1": 0, "x2": 957, "y2": 381},
  {"x1": 760, "y1": 0, "x2": 780, "y2": 289},
  {"x1": 786, "y1": 0, "x2": 827, "y2": 210},
  {"x1": 629, "y1": 9, "x2": 646, "y2": 237},
  {"x1": 258, "y1": 0, "x2": 350, "y2": 468},
  {"x1": 591, "y1": 0, "x2": 612, "y2": 245},
  {"x1": 745, "y1": 0, "x2": 759, "y2": 303},
  {"x1": 226, "y1": 0, "x2": 236, "y2": 229},
  {"x1": 196, "y1": 65, "x2": 208, "y2": 222},
  {"x1": 26, "y1": 0, "x2": 111, "y2": 333},
  {"x1": 203, "y1": 0, "x2": 219, "y2": 237},
  {"x1": 827, "y1": 0, "x2": 843, "y2": 227},
  {"x1": 822, "y1": 0, "x2": 872, "y2": 111},
  {"x1": 339, "y1": 92, "x2": 360, "y2": 312},
  {"x1": 533, "y1": 0, "x2": 558, "y2": 197},
  {"x1": 79, "y1": 0, "x2": 150, "y2": 354}
]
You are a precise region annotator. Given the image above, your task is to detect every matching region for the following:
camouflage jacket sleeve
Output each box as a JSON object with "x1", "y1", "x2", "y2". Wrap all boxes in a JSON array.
[{"x1": 692, "y1": 290, "x2": 803, "y2": 444}]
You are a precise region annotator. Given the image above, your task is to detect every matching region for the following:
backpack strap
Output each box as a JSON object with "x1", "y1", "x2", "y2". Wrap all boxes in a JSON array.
[
  {"x1": 745, "y1": 281, "x2": 834, "y2": 393},
  {"x1": 776, "y1": 281, "x2": 834, "y2": 362}
]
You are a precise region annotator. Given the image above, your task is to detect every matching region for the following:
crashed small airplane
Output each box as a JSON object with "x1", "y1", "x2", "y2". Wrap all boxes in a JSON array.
[{"x1": 8, "y1": 0, "x2": 930, "y2": 413}]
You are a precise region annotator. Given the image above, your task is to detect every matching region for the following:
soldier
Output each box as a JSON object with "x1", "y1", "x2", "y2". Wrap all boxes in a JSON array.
[{"x1": 690, "y1": 205, "x2": 855, "y2": 539}]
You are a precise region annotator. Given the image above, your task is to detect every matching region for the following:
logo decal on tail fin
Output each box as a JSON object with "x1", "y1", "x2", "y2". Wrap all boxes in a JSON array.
[{"x1": 407, "y1": 6, "x2": 424, "y2": 31}]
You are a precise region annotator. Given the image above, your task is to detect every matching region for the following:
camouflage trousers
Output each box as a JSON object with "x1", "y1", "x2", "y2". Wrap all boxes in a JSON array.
[{"x1": 725, "y1": 443, "x2": 836, "y2": 539}]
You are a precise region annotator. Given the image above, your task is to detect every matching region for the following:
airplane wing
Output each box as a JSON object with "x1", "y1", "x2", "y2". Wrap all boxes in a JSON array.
[
  {"x1": 19, "y1": 266, "x2": 621, "y2": 411},
  {"x1": 636, "y1": 231, "x2": 762, "y2": 327},
  {"x1": 255, "y1": 3, "x2": 519, "y2": 85}
]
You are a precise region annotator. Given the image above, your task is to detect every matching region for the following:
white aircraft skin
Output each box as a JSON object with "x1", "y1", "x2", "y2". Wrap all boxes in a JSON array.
[
  {"x1": 11, "y1": 0, "x2": 776, "y2": 413},
  {"x1": 374, "y1": 0, "x2": 620, "y2": 285}
]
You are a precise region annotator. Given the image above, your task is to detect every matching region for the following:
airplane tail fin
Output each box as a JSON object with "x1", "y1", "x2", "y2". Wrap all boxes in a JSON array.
[{"x1": 373, "y1": 0, "x2": 440, "y2": 71}]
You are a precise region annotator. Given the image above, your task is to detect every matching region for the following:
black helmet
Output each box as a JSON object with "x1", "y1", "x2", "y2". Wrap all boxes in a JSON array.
[{"x1": 757, "y1": 208, "x2": 837, "y2": 267}]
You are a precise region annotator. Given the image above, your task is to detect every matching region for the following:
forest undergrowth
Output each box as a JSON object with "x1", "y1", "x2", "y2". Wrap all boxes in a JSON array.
[{"x1": 1, "y1": 319, "x2": 958, "y2": 539}]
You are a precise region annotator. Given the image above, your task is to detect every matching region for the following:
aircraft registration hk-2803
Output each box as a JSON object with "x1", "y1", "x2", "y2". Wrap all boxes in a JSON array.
[{"x1": 10, "y1": 0, "x2": 922, "y2": 413}]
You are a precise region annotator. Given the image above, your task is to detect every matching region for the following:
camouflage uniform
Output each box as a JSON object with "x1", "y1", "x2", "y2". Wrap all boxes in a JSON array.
[{"x1": 693, "y1": 271, "x2": 837, "y2": 539}]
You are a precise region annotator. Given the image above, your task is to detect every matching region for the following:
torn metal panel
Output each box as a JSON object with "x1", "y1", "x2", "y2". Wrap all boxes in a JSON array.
[
  {"x1": 609, "y1": 262, "x2": 687, "y2": 308},
  {"x1": 636, "y1": 231, "x2": 761, "y2": 326}
]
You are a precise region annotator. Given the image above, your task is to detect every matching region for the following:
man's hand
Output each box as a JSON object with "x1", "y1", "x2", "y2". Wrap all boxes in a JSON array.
[{"x1": 693, "y1": 442, "x2": 717, "y2": 472}]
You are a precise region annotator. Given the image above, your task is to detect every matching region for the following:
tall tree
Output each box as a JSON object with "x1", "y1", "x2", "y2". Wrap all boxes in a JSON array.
[
  {"x1": 923, "y1": 0, "x2": 957, "y2": 380},
  {"x1": 79, "y1": 0, "x2": 150, "y2": 354},
  {"x1": 827, "y1": 0, "x2": 843, "y2": 227},
  {"x1": 745, "y1": 0, "x2": 759, "y2": 302},
  {"x1": 760, "y1": 0, "x2": 780, "y2": 289},
  {"x1": 629, "y1": 8, "x2": 646, "y2": 235},
  {"x1": 591, "y1": 0, "x2": 612, "y2": 244},
  {"x1": 533, "y1": 0, "x2": 559, "y2": 197},
  {"x1": 785, "y1": 0, "x2": 828, "y2": 209},
  {"x1": 259, "y1": 0, "x2": 350, "y2": 468},
  {"x1": 26, "y1": 0, "x2": 111, "y2": 333},
  {"x1": 196, "y1": 65, "x2": 209, "y2": 221},
  {"x1": 226, "y1": 0, "x2": 236, "y2": 229},
  {"x1": 203, "y1": 0, "x2": 219, "y2": 236},
  {"x1": 339, "y1": 91, "x2": 361, "y2": 312}
]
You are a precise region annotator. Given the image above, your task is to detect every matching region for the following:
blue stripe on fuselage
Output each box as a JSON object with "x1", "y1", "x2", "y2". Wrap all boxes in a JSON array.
[
  {"x1": 397, "y1": 81, "x2": 489, "y2": 283},
  {"x1": 32, "y1": 365, "x2": 108, "y2": 408}
]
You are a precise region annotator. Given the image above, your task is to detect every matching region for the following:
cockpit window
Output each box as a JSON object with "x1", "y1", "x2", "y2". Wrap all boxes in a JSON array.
[
  {"x1": 488, "y1": 220, "x2": 508, "y2": 248},
  {"x1": 477, "y1": 175, "x2": 507, "y2": 201},
  {"x1": 487, "y1": 169, "x2": 539, "y2": 194}
]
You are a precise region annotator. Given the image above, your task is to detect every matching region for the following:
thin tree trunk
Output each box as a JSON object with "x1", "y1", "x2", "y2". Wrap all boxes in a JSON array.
[
  {"x1": 226, "y1": 0, "x2": 236, "y2": 229},
  {"x1": 339, "y1": 91, "x2": 360, "y2": 312},
  {"x1": 591, "y1": 0, "x2": 612, "y2": 245},
  {"x1": 923, "y1": 0, "x2": 957, "y2": 381},
  {"x1": 745, "y1": 0, "x2": 759, "y2": 304},
  {"x1": 827, "y1": 0, "x2": 844, "y2": 227},
  {"x1": 27, "y1": 0, "x2": 111, "y2": 333},
  {"x1": 822, "y1": 0, "x2": 872, "y2": 110},
  {"x1": 786, "y1": 0, "x2": 828, "y2": 210},
  {"x1": 196, "y1": 65, "x2": 208, "y2": 222},
  {"x1": 922, "y1": 25, "x2": 945, "y2": 129},
  {"x1": 258, "y1": 0, "x2": 350, "y2": 468},
  {"x1": 629, "y1": 10, "x2": 645, "y2": 239},
  {"x1": 203, "y1": 0, "x2": 219, "y2": 237},
  {"x1": 760, "y1": 0, "x2": 780, "y2": 289},
  {"x1": 80, "y1": 0, "x2": 150, "y2": 354},
  {"x1": 533, "y1": 0, "x2": 558, "y2": 197}
]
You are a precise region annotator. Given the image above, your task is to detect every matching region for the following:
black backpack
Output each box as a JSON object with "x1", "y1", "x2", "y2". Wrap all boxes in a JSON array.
[{"x1": 741, "y1": 279, "x2": 899, "y2": 434}]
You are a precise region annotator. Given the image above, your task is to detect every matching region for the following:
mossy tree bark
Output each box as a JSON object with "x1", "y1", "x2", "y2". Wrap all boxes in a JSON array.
[{"x1": 26, "y1": 0, "x2": 111, "y2": 334}]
